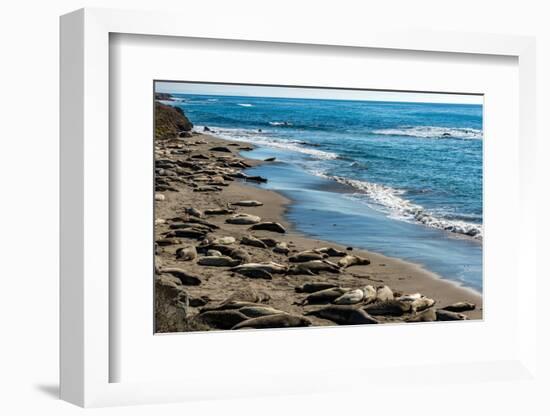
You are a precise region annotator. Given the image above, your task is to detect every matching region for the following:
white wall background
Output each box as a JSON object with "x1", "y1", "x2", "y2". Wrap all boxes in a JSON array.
[{"x1": 0, "y1": 0, "x2": 548, "y2": 414}]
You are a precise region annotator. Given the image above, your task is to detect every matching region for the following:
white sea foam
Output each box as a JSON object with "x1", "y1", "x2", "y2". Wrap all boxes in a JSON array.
[
  {"x1": 195, "y1": 125, "x2": 338, "y2": 160},
  {"x1": 372, "y1": 126, "x2": 483, "y2": 140},
  {"x1": 268, "y1": 121, "x2": 293, "y2": 126},
  {"x1": 312, "y1": 172, "x2": 483, "y2": 240},
  {"x1": 237, "y1": 103, "x2": 253, "y2": 107}
]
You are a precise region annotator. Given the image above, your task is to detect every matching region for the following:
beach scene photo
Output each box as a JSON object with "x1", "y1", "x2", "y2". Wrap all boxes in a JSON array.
[{"x1": 154, "y1": 81, "x2": 483, "y2": 332}]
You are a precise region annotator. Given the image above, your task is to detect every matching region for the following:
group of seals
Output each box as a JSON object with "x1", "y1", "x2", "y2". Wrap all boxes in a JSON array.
[{"x1": 154, "y1": 132, "x2": 480, "y2": 333}]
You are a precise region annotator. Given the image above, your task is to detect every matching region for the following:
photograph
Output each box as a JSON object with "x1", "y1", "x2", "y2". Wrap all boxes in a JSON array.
[{"x1": 153, "y1": 81, "x2": 483, "y2": 332}]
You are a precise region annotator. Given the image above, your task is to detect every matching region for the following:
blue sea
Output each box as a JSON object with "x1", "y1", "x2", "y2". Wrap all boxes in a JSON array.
[{"x1": 167, "y1": 93, "x2": 483, "y2": 292}]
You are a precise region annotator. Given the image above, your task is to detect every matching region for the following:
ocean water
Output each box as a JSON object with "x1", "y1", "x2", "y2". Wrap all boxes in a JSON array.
[{"x1": 168, "y1": 93, "x2": 483, "y2": 291}]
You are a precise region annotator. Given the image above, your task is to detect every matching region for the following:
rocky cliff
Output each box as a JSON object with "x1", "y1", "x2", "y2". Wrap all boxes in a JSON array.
[{"x1": 155, "y1": 102, "x2": 193, "y2": 140}]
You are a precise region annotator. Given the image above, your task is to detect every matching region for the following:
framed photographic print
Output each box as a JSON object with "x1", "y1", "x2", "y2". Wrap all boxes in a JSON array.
[
  {"x1": 152, "y1": 81, "x2": 483, "y2": 333},
  {"x1": 60, "y1": 7, "x2": 538, "y2": 408}
]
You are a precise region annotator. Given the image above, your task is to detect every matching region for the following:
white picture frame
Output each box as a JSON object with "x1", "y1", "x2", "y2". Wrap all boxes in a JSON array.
[{"x1": 60, "y1": 7, "x2": 538, "y2": 408}]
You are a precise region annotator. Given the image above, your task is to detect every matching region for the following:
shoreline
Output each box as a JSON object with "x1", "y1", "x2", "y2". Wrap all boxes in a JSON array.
[{"x1": 154, "y1": 131, "x2": 482, "y2": 331}]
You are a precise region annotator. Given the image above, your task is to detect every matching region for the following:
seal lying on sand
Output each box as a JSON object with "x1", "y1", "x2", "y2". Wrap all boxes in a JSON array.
[
  {"x1": 288, "y1": 260, "x2": 341, "y2": 275},
  {"x1": 232, "y1": 314, "x2": 311, "y2": 329},
  {"x1": 289, "y1": 251, "x2": 326, "y2": 263},
  {"x1": 226, "y1": 213, "x2": 262, "y2": 225},
  {"x1": 160, "y1": 268, "x2": 202, "y2": 286},
  {"x1": 249, "y1": 222, "x2": 286, "y2": 233},
  {"x1": 409, "y1": 297, "x2": 436, "y2": 313},
  {"x1": 441, "y1": 302, "x2": 476, "y2": 312},
  {"x1": 300, "y1": 287, "x2": 348, "y2": 305},
  {"x1": 240, "y1": 235, "x2": 268, "y2": 249},
  {"x1": 239, "y1": 305, "x2": 285, "y2": 318},
  {"x1": 198, "y1": 256, "x2": 241, "y2": 267},
  {"x1": 313, "y1": 247, "x2": 347, "y2": 257},
  {"x1": 175, "y1": 245, "x2": 197, "y2": 261},
  {"x1": 376, "y1": 285, "x2": 394, "y2": 302},
  {"x1": 198, "y1": 310, "x2": 249, "y2": 329},
  {"x1": 232, "y1": 200, "x2": 264, "y2": 207},
  {"x1": 333, "y1": 285, "x2": 377, "y2": 305},
  {"x1": 406, "y1": 308, "x2": 437, "y2": 323},
  {"x1": 295, "y1": 282, "x2": 338, "y2": 293},
  {"x1": 306, "y1": 305, "x2": 379, "y2": 325},
  {"x1": 231, "y1": 262, "x2": 288, "y2": 275},
  {"x1": 337, "y1": 254, "x2": 371, "y2": 269},
  {"x1": 333, "y1": 289, "x2": 365, "y2": 305},
  {"x1": 363, "y1": 300, "x2": 411, "y2": 316},
  {"x1": 436, "y1": 309, "x2": 468, "y2": 321}
]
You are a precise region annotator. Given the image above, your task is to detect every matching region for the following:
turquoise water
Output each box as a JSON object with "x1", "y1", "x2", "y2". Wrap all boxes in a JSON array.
[{"x1": 168, "y1": 93, "x2": 483, "y2": 291}]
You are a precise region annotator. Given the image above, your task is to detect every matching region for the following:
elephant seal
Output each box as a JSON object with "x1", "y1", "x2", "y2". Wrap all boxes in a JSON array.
[
  {"x1": 362, "y1": 285, "x2": 378, "y2": 304},
  {"x1": 198, "y1": 256, "x2": 241, "y2": 267},
  {"x1": 213, "y1": 236, "x2": 236, "y2": 245},
  {"x1": 273, "y1": 242, "x2": 290, "y2": 254},
  {"x1": 306, "y1": 305, "x2": 379, "y2": 325},
  {"x1": 376, "y1": 285, "x2": 394, "y2": 302},
  {"x1": 301, "y1": 287, "x2": 348, "y2": 305},
  {"x1": 185, "y1": 207, "x2": 203, "y2": 218},
  {"x1": 289, "y1": 251, "x2": 326, "y2": 263},
  {"x1": 410, "y1": 297, "x2": 436, "y2": 313},
  {"x1": 240, "y1": 235, "x2": 268, "y2": 249},
  {"x1": 396, "y1": 293, "x2": 423, "y2": 302},
  {"x1": 206, "y1": 249, "x2": 223, "y2": 257},
  {"x1": 167, "y1": 228, "x2": 207, "y2": 240},
  {"x1": 288, "y1": 260, "x2": 341, "y2": 275},
  {"x1": 204, "y1": 208, "x2": 235, "y2": 215},
  {"x1": 198, "y1": 244, "x2": 250, "y2": 263},
  {"x1": 441, "y1": 302, "x2": 476, "y2": 312},
  {"x1": 175, "y1": 245, "x2": 197, "y2": 261},
  {"x1": 313, "y1": 247, "x2": 347, "y2": 257},
  {"x1": 406, "y1": 308, "x2": 437, "y2": 322},
  {"x1": 201, "y1": 301, "x2": 265, "y2": 313},
  {"x1": 222, "y1": 289, "x2": 271, "y2": 304},
  {"x1": 337, "y1": 254, "x2": 371, "y2": 269},
  {"x1": 232, "y1": 314, "x2": 311, "y2": 329},
  {"x1": 156, "y1": 237, "x2": 181, "y2": 246},
  {"x1": 231, "y1": 262, "x2": 288, "y2": 275},
  {"x1": 226, "y1": 213, "x2": 262, "y2": 225},
  {"x1": 364, "y1": 300, "x2": 411, "y2": 316},
  {"x1": 198, "y1": 310, "x2": 249, "y2": 329},
  {"x1": 333, "y1": 288, "x2": 365, "y2": 305},
  {"x1": 259, "y1": 238, "x2": 278, "y2": 247},
  {"x1": 239, "y1": 306, "x2": 285, "y2": 318},
  {"x1": 436, "y1": 309, "x2": 468, "y2": 321},
  {"x1": 232, "y1": 200, "x2": 264, "y2": 207},
  {"x1": 295, "y1": 282, "x2": 338, "y2": 293},
  {"x1": 249, "y1": 222, "x2": 286, "y2": 233},
  {"x1": 161, "y1": 268, "x2": 202, "y2": 286}
]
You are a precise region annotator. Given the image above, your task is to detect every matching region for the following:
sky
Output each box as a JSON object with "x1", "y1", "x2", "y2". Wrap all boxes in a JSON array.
[{"x1": 155, "y1": 81, "x2": 483, "y2": 105}]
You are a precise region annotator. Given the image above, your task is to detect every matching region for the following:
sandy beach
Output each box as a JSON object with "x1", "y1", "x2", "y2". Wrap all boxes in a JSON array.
[{"x1": 154, "y1": 130, "x2": 482, "y2": 332}]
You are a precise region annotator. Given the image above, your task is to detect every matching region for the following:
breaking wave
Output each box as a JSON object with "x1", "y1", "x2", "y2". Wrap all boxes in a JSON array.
[
  {"x1": 313, "y1": 172, "x2": 483, "y2": 240},
  {"x1": 237, "y1": 103, "x2": 253, "y2": 107},
  {"x1": 195, "y1": 125, "x2": 338, "y2": 160},
  {"x1": 372, "y1": 126, "x2": 483, "y2": 140}
]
